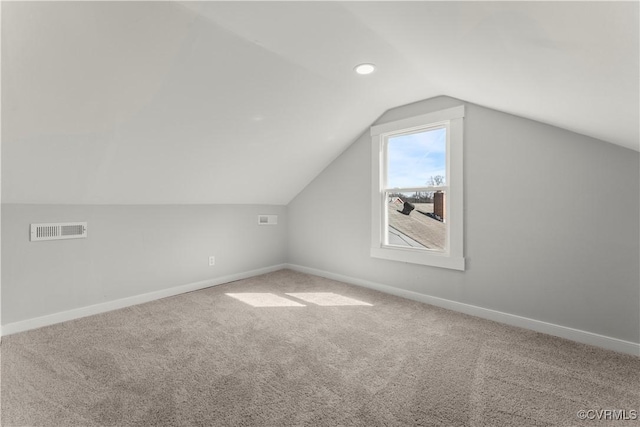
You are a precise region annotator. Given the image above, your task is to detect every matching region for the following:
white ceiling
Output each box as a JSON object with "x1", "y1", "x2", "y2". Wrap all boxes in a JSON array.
[{"x1": 2, "y1": 1, "x2": 638, "y2": 205}]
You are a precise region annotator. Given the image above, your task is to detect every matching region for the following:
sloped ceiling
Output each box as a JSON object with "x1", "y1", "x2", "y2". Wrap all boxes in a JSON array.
[{"x1": 2, "y1": 1, "x2": 638, "y2": 205}]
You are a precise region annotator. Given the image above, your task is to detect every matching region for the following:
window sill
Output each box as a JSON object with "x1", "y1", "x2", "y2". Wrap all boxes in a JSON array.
[{"x1": 370, "y1": 246, "x2": 465, "y2": 271}]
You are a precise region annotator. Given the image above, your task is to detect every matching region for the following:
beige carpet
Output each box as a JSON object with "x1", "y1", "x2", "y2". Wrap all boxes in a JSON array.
[{"x1": 1, "y1": 269, "x2": 638, "y2": 426}]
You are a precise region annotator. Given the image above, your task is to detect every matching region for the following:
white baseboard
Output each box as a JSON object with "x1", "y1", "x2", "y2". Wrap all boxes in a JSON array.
[
  {"x1": 1, "y1": 264, "x2": 286, "y2": 337},
  {"x1": 4, "y1": 262, "x2": 638, "y2": 357},
  {"x1": 286, "y1": 263, "x2": 640, "y2": 357}
]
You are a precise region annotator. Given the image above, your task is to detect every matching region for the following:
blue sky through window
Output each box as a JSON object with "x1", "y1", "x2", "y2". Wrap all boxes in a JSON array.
[{"x1": 387, "y1": 127, "x2": 446, "y2": 188}]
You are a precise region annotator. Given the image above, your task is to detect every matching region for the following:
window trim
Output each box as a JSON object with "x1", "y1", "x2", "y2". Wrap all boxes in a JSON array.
[{"x1": 370, "y1": 105, "x2": 465, "y2": 271}]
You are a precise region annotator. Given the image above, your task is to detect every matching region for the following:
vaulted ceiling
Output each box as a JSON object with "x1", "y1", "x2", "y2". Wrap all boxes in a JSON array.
[{"x1": 2, "y1": 1, "x2": 638, "y2": 204}]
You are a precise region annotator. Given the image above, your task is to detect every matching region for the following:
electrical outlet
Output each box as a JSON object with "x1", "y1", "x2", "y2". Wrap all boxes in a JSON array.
[{"x1": 208, "y1": 256, "x2": 215, "y2": 266}]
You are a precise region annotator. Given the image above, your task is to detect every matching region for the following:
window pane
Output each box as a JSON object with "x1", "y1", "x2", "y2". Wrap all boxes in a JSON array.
[
  {"x1": 387, "y1": 191, "x2": 446, "y2": 251},
  {"x1": 386, "y1": 127, "x2": 446, "y2": 189}
]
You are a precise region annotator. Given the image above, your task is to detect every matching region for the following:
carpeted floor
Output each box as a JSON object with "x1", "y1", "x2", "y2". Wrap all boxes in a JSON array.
[{"x1": 1, "y1": 269, "x2": 638, "y2": 426}]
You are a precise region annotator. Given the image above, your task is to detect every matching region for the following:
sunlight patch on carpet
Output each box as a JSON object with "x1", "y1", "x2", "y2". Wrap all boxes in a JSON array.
[
  {"x1": 286, "y1": 292, "x2": 373, "y2": 306},
  {"x1": 225, "y1": 293, "x2": 305, "y2": 307}
]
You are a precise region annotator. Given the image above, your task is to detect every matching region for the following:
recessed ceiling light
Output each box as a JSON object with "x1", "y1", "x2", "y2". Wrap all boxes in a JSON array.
[{"x1": 354, "y1": 63, "x2": 376, "y2": 75}]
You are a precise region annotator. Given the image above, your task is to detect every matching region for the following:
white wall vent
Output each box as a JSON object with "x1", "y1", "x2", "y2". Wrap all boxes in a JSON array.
[
  {"x1": 30, "y1": 222, "x2": 87, "y2": 242},
  {"x1": 258, "y1": 215, "x2": 278, "y2": 225}
]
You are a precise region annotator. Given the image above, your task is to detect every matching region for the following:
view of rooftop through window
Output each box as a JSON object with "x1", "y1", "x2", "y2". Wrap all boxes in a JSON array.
[{"x1": 385, "y1": 127, "x2": 447, "y2": 251}]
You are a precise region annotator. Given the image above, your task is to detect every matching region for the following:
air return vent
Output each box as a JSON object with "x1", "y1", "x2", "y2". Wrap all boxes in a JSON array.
[
  {"x1": 30, "y1": 222, "x2": 87, "y2": 242},
  {"x1": 258, "y1": 215, "x2": 277, "y2": 225}
]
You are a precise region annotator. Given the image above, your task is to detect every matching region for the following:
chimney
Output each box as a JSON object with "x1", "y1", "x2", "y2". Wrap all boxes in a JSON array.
[{"x1": 434, "y1": 191, "x2": 445, "y2": 221}]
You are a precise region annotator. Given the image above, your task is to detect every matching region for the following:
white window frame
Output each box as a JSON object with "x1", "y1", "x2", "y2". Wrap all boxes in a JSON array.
[{"x1": 370, "y1": 105, "x2": 465, "y2": 271}]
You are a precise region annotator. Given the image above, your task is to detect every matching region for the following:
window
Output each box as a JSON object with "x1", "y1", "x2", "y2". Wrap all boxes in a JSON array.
[{"x1": 370, "y1": 106, "x2": 465, "y2": 270}]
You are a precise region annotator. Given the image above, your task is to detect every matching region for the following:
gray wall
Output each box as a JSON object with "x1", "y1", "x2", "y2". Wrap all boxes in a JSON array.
[
  {"x1": 2, "y1": 204, "x2": 287, "y2": 324},
  {"x1": 3, "y1": 97, "x2": 638, "y2": 345},
  {"x1": 287, "y1": 96, "x2": 640, "y2": 343}
]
